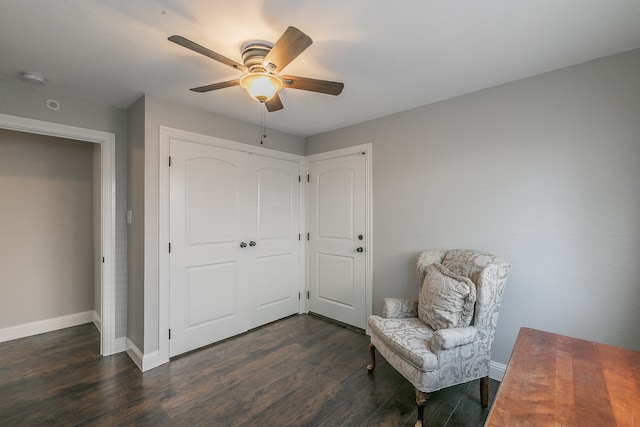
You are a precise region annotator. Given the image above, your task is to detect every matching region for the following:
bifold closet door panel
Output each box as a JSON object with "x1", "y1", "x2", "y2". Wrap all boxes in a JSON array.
[
  {"x1": 250, "y1": 155, "x2": 300, "y2": 328},
  {"x1": 169, "y1": 140, "x2": 252, "y2": 357}
]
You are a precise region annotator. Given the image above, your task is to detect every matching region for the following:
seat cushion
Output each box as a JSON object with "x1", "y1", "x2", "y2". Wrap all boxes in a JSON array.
[
  {"x1": 368, "y1": 315, "x2": 438, "y2": 372},
  {"x1": 418, "y1": 263, "x2": 476, "y2": 330}
]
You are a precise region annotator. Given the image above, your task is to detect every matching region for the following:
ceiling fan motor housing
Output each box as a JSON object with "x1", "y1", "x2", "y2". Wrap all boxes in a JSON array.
[{"x1": 241, "y1": 40, "x2": 273, "y2": 73}]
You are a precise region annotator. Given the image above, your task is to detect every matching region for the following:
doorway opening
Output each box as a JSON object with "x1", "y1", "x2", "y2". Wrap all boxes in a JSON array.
[{"x1": 0, "y1": 113, "x2": 117, "y2": 355}]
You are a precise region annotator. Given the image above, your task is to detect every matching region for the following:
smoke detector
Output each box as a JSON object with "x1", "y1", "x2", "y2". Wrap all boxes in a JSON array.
[{"x1": 20, "y1": 71, "x2": 47, "y2": 85}]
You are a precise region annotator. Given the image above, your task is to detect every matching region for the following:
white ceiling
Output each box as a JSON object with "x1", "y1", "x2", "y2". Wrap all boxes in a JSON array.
[{"x1": 1, "y1": 1, "x2": 639, "y2": 137}]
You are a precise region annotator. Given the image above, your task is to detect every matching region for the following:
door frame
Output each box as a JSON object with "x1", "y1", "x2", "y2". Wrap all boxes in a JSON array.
[
  {"x1": 158, "y1": 126, "x2": 305, "y2": 366},
  {"x1": 305, "y1": 143, "x2": 373, "y2": 331},
  {"x1": 0, "y1": 113, "x2": 118, "y2": 355}
]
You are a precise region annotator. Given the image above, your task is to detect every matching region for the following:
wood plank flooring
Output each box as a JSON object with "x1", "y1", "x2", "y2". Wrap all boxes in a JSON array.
[{"x1": 0, "y1": 314, "x2": 499, "y2": 426}]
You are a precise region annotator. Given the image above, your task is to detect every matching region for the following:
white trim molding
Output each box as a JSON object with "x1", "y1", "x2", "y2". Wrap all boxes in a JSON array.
[
  {"x1": 0, "y1": 113, "x2": 118, "y2": 356},
  {"x1": 0, "y1": 311, "x2": 96, "y2": 343},
  {"x1": 490, "y1": 360, "x2": 507, "y2": 381},
  {"x1": 125, "y1": 338, "x2": 144, "y2": 371},
  {"x1": 125, "y1": 338, "x2": 165, "y2": 372},
  {"x1": 93, "y1": 311, "x2": 102, "y2": 332}
]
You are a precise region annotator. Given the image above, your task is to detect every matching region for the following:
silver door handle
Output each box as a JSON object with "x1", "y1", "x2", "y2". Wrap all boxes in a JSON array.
[
  {"x1": 249, "y1": 241, "x2": 257, "y2": 247},
  {"x1": 356, "y1": 247, "x2": 364, "y2": 253},
  {"x1": 240, "y1": 242, "x2": 247, "y2": 248}
]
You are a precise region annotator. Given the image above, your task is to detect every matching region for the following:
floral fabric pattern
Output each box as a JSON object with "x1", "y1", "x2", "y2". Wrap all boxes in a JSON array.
[
  {"x1": 418, "y1": 263, "x2": 476, "y2": 330},
  {"x1": 429, "y1": 326, "x2": 477, "y2": 351},
  {"x1": 382, "y1": 298, "x2": 418, "y2": 319},
  {"x1": 368, "y1": 316, "x2": 437, "y2": 371}
]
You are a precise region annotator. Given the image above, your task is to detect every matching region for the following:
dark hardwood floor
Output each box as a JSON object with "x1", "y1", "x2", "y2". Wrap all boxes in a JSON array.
[{"x1": 0, "y1": 314, "x2": 499, "y2": 426}]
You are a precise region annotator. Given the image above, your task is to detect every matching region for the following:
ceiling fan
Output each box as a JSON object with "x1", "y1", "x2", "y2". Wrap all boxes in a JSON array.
[{"x1": 168, "y1": 26, "x2": 344, "y2": 112}]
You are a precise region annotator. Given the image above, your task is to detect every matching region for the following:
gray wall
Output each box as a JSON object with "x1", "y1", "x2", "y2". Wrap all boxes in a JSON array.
[
  {"x1": 306, "y1": 49, "x2": 640, "y2": 365},
  {"x1": 0, "y1": 79, "x2": 129, "y2": 337},
  {"x1": 127, "y1": 95, "x2": 305, "y2": 352},
  {"x1": 93, "y1": 143, "x2": 102, "y2": 319},
  {"x1": 127, "y1": 96, "x2": 145, "y2": 350},
  {"x1": 0, "y1": 130, "x2": 94, "y2": 327}
]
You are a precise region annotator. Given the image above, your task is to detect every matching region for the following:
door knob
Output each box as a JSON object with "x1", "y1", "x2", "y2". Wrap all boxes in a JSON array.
[
  {"x1": 249, "y1": 241, "x2": 256, "y2": 247},
  {"x1": 240, "y1": 242, "x2": 247, "y2": 248},
  {"x1": 356, "y1": 247, "x2": 364, "y2": 253},
  {"x1": 358, "y1": 234, "x2": 364, "y2": 240}
]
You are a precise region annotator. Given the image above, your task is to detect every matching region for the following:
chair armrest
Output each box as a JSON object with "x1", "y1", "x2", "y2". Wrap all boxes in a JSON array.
[
  {"x1": 429, "y1": 326, "x2": 478, "y2": 351},
  {"x1": 382, "y1": 298, "x2": 418, "y2": 318}
]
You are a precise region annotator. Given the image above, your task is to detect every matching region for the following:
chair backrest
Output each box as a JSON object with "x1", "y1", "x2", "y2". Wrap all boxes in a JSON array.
[{"x1": 417, "y1": 249, "x2": 510, "y2": 345}]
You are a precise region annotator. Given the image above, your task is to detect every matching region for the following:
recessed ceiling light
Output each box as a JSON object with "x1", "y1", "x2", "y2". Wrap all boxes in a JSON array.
[
  {"x1": 45, "y1": 99, "x2": 60, "y2": 111},
  {"x1": 20, "y1": 71, "x2": 47, "y2": 85}
]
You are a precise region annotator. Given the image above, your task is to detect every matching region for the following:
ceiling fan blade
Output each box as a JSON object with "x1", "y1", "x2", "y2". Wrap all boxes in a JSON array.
[
  {"x1": 281, "y1": 75, "x2": 344, "y2": 95},
  {"x1": 190, "y1": 79, "x2": 240, "y2": 93},
  {"x1": 265, "y1": 93, "x2": 284, "y2": 112},
  {"x1": 263, "y1": 27, "x2": 312, "y2": 72},
  {"x1": 169, "y1": 35, "x2": 247, "y2": 73}
]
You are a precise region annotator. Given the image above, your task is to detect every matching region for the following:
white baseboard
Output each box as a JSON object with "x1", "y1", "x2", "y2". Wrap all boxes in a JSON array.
[
  {"x1": 114, "y1": 336, "x2": 126, "y2": 353},
  {"x1": 0, "y1": 310, "x2": 96, "y2": 343},
  {"x1": 125, "y1": 339, "x2": 169, "y2": 372},
  {"x1": 490, "y1": 360, "x2": 507, "y2": 381},
  {"x1": 140, "y1": 349, "x2": 168, "y2": 372},
  {"x1": 125, "y1": 338, "x2": 144, "y2": 371}
]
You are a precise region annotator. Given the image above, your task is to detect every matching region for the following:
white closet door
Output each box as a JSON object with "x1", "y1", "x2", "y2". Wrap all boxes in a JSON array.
[
  {"x1": 169, "y1": 139, "x2": 251, "y2": 357},
  {"x1": 249, "y1": 155, "x2": 301, "y2": 327},
  {"x1": 308, "y1": 153, "x2": 367, "y2": 329}
]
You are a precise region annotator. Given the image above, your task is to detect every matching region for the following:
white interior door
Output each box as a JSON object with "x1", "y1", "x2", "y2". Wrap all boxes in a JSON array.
[
  {"x1": 169, "y1": 139, "x2": 251, "y2": 357},
  {"x1": 308, "y1": 153, "x2": 367, "y2": 329},
  {"x1": 250, "y1": 155, "x2": 301, "y2": 327}
]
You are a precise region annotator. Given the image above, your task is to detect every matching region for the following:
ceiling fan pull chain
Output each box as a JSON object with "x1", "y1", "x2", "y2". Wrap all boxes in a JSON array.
[{"x1": 260, "y1": 107, "x2": 266, "y2": 145}]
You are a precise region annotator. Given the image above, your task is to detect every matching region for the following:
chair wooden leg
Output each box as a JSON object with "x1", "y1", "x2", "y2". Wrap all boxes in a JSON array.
[
  {"x1": 415, "y1": 389, "x2": 430, "y2": 427},
  {"x1": 367, "y1": 343, "x2": 376, "y2": 373},
  {"x1": 480, "y1": 375, "x2": 489, "y2": 408}
]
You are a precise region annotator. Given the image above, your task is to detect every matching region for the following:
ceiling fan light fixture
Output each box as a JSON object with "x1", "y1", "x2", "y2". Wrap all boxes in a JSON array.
[{"x1": 240, "y1": 72, "x2": 282, "y2": 103}]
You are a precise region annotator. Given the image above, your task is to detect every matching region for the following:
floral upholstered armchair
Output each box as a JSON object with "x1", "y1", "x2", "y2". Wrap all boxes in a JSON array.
[{"x1": 367, "y1": 249, "x2": 510, "y2": 427}]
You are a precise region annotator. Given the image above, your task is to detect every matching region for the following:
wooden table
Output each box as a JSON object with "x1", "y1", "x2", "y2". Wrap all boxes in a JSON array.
[{"x1": 486, "y1": 327, "x2": 640, "y2": 426}]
